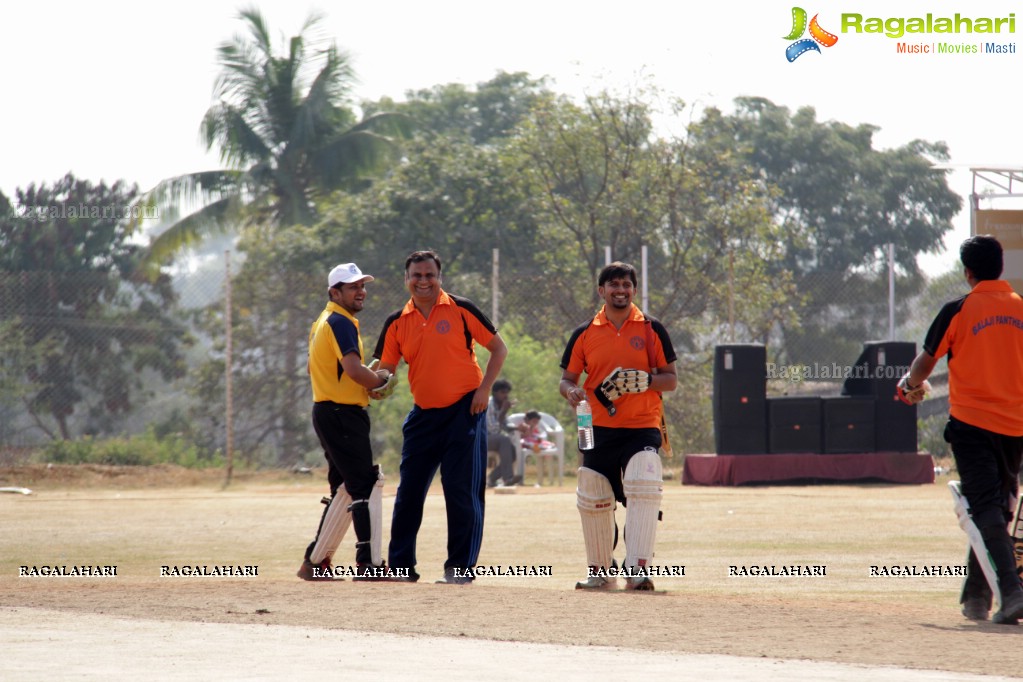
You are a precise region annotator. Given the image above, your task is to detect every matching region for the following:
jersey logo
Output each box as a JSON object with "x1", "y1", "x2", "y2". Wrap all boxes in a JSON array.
[
  {"x1": 630, "y1": 336, "x2": 646, "y2": 351},
  {"x1": 436, "y1": 320, "x2": 451, "y2": 334}
]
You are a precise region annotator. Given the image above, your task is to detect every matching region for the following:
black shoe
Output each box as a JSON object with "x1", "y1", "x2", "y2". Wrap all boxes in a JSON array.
[
  {"x1": 961, "y1": 596, "x2": 990, "y2": 621},
  {"x1": 992, "y1": 589, "x2": 1023, "y2": 625},
  {"x1": 435, "y1": 567, "x2": 474, "y2": 585},
  {"x1": 390, "y1": 568, "x2": 420, "y2": 583},
  {"x1": 353, "y1": 563, "x2": 398, "y2": 582}
]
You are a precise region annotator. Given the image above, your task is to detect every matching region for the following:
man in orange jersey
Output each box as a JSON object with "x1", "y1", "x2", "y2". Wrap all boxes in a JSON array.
[
  {"x1": 559, "y1": 262, "x2": 677, "y2": 591},
  {"x1": 373, "y1": 250, "x2": 508, "y2": 584},
  {"x1": 902, "y1": 236, "x2": 1023, "y2": 624}
]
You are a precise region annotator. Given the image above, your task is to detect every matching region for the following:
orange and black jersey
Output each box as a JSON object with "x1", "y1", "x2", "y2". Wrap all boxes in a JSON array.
[
  {"x1": 373, "y1": 290, "x2": 496, "y2": 409},
  {"x1": 308, "y1": 302, "x2": 369, "y2": 406},
  {"x1": 923, "y1": 279, "x2": 1023, "y2": 436},
  {"x1": 561, "y1": 304, "x2": 676, "y2": 429}
]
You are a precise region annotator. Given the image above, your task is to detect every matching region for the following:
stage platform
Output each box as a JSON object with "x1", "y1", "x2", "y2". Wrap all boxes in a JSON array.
[{"x1": 682, "y1": 452, "x2": 935, "y2": 486}]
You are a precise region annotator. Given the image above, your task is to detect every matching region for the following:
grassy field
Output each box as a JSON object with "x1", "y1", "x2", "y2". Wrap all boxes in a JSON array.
[
  {"x1": 3, "y1": 463, "x2": 1022, "y2": 678},
  {"x1": 0, "y1": 463, "x2": 972, "y2": 599}
]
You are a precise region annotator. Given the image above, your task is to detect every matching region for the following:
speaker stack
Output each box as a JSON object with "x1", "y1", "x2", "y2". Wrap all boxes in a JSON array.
[
  {"x1": 841, "y1": 341, "x2": 917, "y2": 453},
  {"x1": 712, "y1": 341, "x2": 918, "y2": 455},
  {"x1": 822, "y1": 396, "x2": 875, "y2": 453},
  {"x1": 768, "y1": 396, "x2": 822, "y2": 453},
  {"x1": 713, "y1": 344, "x2": 766, "y2": 454}
]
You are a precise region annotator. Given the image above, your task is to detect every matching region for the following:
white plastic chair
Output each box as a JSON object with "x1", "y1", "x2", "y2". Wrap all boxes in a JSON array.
[{"x1": 507, "y1": 412, "x2": 565, "y2": 486}]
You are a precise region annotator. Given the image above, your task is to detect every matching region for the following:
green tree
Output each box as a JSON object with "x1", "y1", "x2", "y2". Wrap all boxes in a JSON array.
[
  {"x1": 703, "y1": 97, "x2": 960, "y2": 275},
  {"x1": 0, "y1": 175, "x2": 189, "y2": 440},
  {"x1": 317, "y1": 134, "x2": 537, "y2": 284},
  {"x1": 143, "y1": 7, "x2": 405, "y2": 260},
  {"x1": 369, "y1": 71, "x2": 550, "y2": 146},
  {"x1": 692, "y1": 97, "x2": 962, "y2": 364},
  {"x1": 512, "y1": 91, "x2": 797, "y2": 342},
  {"x1": 186, "y1": 224, "x2": 324, "y2": 465},
  {"x1": 510, "y1": 90, "x2": 797, "y2": 452},
  {"x1": 336, "y1": 71, "x2": 553, "y2": 283},
  {"x1": 142, "y1": 7, "x2": 405, "y2": 466}
]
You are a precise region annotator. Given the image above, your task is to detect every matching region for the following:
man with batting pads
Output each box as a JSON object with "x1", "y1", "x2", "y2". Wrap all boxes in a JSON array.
[
  {"x1": 559, "y1": 261, "x2": 677, "y2": 590},
  {"x1": 298, "y1": 263, "x2": 397, "y2": 581},
  {"x1": 901, "y1": 236, "x2": 1023, "y2": 624}
]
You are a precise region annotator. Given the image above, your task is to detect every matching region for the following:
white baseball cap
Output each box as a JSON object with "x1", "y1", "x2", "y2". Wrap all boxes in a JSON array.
[{"x1": 328, "y1": 263, "x2": 375, "y2": 287}]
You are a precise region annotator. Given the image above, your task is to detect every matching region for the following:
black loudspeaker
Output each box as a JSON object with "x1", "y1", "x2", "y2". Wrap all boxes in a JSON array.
[
  {"x1": 875, "y1": 393, "x2": 918, "y2": 452},
  {"x1": 768, "y1": 396, "x2": 822, "y2": 454},
  {"x1": 822, "y1": 396, "x2": 876, "y2": 453},
  {"x1": 713, "y1": 344, "x2": 767, "y2": 454},
  {"x1": 841, "y1": 341, "x2": 918, "y2": 453},
  {"x1": 842, "y1": 341, "x2": 916, "y2": 398}
]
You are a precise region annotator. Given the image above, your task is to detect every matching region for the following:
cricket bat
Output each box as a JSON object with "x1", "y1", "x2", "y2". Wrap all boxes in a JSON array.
[
  {"x1": 644, "y1": 322, "x2": 672, "y2": 460},
  {"x1": 951, "y1": 481, "x2": 1023, "y2": 608}
]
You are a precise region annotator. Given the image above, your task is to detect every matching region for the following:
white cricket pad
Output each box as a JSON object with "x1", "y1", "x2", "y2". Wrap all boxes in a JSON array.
[
  {"x1": 949, "y1": 480, "x2": 1003, "y2": 609},
  {"x1": 309, "y1": 488, "x2": 353, "y2": 565},
  {"x1": 370, "y1": 467, "x2": 385, "y2": 565},
  {"x1": 623, "y1": 448, "x2": 663, "y2": 570},
  {"x1": 576, "y1": 467, "x2": 615, "y2": 570}
]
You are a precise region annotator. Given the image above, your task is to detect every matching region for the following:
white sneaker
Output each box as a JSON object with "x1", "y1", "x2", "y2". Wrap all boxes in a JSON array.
[{"x1": 575, "y1": 574, "x2": 618, "y2": 590}]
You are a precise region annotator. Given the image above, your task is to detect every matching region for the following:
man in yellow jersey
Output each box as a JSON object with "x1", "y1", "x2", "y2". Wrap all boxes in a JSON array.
[
  {"x1": 298, "y1": 263, "x2": 394, "y2": 581},
  {"x1": 902, "y1": 236, "x2": 1023, "y2": 624}
]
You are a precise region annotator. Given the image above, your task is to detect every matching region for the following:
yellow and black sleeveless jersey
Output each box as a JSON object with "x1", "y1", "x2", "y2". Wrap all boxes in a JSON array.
[
  {"x1": 308, "y1": 301, "x2": 369, "y2": 406},
  {"x1": 923, "y1": 279, "x2": 1023, "y2": 436}
]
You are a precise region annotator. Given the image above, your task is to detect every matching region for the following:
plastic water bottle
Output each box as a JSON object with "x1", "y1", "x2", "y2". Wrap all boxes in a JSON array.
[{"x1": 576, "y1": 399, "x2": 594, "y2": 450}]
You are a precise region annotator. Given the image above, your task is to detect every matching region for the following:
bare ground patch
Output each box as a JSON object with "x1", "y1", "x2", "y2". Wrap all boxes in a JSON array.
[{"x1": 2, "y1": 467, "x2": 1022, "y2": 677}]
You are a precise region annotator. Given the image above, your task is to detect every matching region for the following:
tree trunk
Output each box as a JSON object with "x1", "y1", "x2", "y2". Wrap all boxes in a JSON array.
[{"x1": 279, "y1": 290, "x2": 301, "y2": 467}]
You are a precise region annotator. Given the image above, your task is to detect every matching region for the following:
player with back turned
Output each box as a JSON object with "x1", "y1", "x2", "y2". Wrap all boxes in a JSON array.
[
  {"x1": 558, "y1": 261, "x2": 677, "y2": 590},
  {"x1": 899, "y1": 235, "x2": 1023, "y2": 624}
]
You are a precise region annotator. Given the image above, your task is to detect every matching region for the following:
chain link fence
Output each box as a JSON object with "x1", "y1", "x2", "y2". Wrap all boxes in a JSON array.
[{"x1": 1, "y1": 249, "x2": 961, "y2": 469}]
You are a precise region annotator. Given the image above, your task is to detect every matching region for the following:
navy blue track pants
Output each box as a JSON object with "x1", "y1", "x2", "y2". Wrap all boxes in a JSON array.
[{"x1": 388, "y1": 390, "x2": 487, "y2": 573}]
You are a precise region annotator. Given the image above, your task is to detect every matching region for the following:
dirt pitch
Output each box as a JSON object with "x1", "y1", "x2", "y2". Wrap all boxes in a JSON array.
[{"x1": 2, "y1": 464, "x2": 1022, "y2": 680}]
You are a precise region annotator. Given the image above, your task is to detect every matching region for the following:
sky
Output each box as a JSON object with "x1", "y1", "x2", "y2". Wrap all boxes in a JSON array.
[{"x1": 3, "y1": 0, "x2": 1021, "y2": 275}]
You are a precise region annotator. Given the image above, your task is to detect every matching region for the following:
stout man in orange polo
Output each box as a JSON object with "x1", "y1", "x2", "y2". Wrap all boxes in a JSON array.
[{"x1": 373, "y1": 250, "x2": 507, "y2": 584}]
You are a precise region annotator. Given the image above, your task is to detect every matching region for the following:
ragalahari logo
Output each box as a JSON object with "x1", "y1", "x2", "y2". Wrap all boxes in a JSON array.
[{"x1": 784, "y1": 7, "x2": 839, "y2": 61}]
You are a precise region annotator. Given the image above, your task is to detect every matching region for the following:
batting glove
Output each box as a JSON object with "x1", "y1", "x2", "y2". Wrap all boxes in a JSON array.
[
  {"x1": 598, "y1": 367, "x2": 651, "y2": 403},
  {"x1": 896, "y1": 374, "x2": 931, "y2": 405},
  {"x1": 613, "y1": 367, "x2": 651, "y2": 393},
  {"x1": 369, "y1": 371, "x2": 398, "y2": 400}
]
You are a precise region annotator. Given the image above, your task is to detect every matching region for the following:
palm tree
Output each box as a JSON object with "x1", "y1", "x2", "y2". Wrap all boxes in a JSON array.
[
  {"x1": 142, "y1": 6, "x2": 403, "y2": 261},
  {"x1": 140, "y1": 7, "x2": 405, "y2": 466}
]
